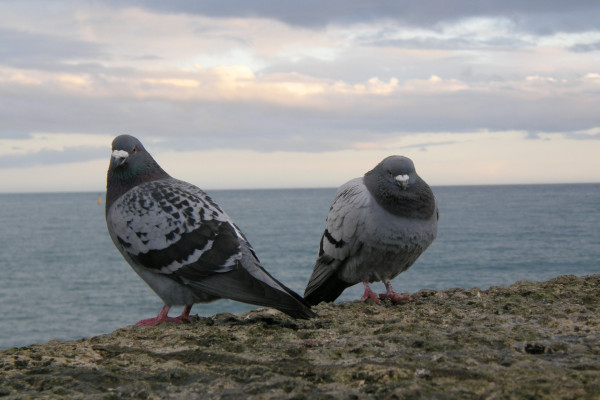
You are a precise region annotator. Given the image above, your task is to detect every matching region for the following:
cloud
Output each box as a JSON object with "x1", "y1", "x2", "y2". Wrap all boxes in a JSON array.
[
  {"x1": 563, "y1": 127, "x2": 600, "y2": 141},
  {"x1": 3, "y1": 129, "x2": 598, "y2": 194},
  {"x1": 0, "y1": 145, "x2": 107, "y2": 168},
  {"x1": 1, "y1": 61, "x2": 599, "y2": 154},
  {"x1": 0, "y1": 28, "x2": 104, "y2": 69},
  {"x1": 358, "y1": 18, "x2": 535, "y2": 51},
  {"x1": 0, "y1": 133, "x2": 113, "y2": 167},
  {"x1": 569, "y1": 41, "x2": 600, "y2": 53},
  {"x1": 101, "y1": 0, "x2": 600, "y2": 35},
  {"x1": 0, "y1": 1, "x2": 599, "y2": 192}
]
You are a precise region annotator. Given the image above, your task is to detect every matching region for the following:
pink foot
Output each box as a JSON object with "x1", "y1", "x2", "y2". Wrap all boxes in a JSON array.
[
  {"x1": 379, "y1": 281, "x2": 411, "y2": 303},
  {"x1": 361, "y1": 282, "x2": 381, "y2": 304},
  {"x1": 135, "y1": 305, "x2": 184, "y2": 326},
  {"x1": 379, "y1": 292, "x2": 411, "y2": 303},
  {"x1": 174, "y1": 304, "x2": 197, "y2": 323}
]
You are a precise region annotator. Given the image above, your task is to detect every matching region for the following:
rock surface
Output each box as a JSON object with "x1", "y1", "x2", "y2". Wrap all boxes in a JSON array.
[{"x1": 1, "y1": 274, "x2": 599, "y2": 399}]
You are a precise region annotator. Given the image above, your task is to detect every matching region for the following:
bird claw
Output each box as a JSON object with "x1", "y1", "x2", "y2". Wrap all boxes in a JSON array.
[
  {"x1": 361, "y1": 286, "x2": 381, "y2": 304},
  {"x1": 175, "y1": 314, "x2": 199, "y2": 324},
  {"x1": 378, "y1": 293, "x2": 411, "y2": 303}
]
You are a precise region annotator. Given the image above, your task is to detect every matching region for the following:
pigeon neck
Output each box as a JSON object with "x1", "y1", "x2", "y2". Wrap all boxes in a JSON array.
[
  {"x1": 106, "y1": 161, "x2": 169, "y2": 212},
  {"x1": 363, "y1": 172, "x2": 436, "y2": 219}
]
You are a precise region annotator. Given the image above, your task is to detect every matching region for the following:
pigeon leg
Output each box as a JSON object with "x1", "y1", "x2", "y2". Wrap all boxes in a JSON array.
[
  {"x1": 135, "y1": 305, "x2": 183, "y2": 326},
  {"x1": 361, "y1": 282, "x2": 381, "y2": 304},
  {"x1": 174, "y1": 304, "x2": 197, "y2": 323},
  {"x1": 379, "y1": 281, "x2": 411, "y2": 303}
]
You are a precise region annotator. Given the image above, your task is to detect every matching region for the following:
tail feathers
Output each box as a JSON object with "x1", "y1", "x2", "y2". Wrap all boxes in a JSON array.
[
  {"x1": 304, "y1": 273, "x2": 351, "y2": 305},
  {"x1": 189, "y1": 267, "x2": 316, "y2": 319},
  {"x1": 304, "y1": 257, "x2": 351, "y2": 305}
]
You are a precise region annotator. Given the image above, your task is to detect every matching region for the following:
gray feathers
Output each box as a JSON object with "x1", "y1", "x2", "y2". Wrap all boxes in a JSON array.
[
  {"x1": 364, "y1": 155, "x2": 437, "y2": 219},
  {"x1": 106, "y1": 135, "x2": 315, "y2": 320},
  {"x1": 304, "y1": 156, "x2": 438, "y2": 305},
  {"x1": 107, "y1": 179, "x2": 240, "y2": 276}
]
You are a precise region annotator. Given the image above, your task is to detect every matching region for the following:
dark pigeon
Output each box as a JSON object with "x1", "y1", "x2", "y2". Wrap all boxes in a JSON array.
[
  {"x1": 304, "y1": 156, "x2": 438, "y2": 305},
  {"x1": 105, "y1": 135, "x2": 315, "y2": 325}
]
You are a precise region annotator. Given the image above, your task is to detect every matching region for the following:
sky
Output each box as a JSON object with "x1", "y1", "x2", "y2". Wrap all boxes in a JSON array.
[{"x1": 1, "y1": 0, "x2": 599, "y2": 193}]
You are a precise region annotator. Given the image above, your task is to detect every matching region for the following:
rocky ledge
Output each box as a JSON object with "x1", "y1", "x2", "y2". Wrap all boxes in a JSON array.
[{"x1": 1, "y1": 274, "x2": 599, "y2": 399}]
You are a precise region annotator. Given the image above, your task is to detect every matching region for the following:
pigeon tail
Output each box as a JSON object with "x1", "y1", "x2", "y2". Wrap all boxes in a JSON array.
[
  {"x1": 304, "y1": 272, "x2": 351, "y2": 305},
  {"x1": 188, "y1": 267, "x2": 316, "y2": 319}
]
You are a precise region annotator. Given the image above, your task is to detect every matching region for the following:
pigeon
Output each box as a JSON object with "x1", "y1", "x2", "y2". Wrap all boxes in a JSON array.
[
  {"x1": 304, "y1": 156, "x2": 438, "y2": 305},
  {"x1": 105, "y1": 135, "x2": 316, "y2": 325}
]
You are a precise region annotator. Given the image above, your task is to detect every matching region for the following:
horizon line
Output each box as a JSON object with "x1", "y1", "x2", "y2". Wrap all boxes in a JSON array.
[{"x1": 0, "y1": 181, "x2": 598, "y2": 196}]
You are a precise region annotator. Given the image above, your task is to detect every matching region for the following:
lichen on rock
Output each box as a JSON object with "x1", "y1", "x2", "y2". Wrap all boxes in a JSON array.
[{"x1": 1, "y1": 274, "x2": 599, "y2": 399}]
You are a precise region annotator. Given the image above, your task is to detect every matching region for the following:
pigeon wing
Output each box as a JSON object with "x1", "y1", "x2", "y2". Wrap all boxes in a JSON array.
[
  {"x1": 107, "y1": 179, "x2": 242, "y2": 279},
  {"x1": 304, "y1": 178, "x2": 371, "y2": 303}
]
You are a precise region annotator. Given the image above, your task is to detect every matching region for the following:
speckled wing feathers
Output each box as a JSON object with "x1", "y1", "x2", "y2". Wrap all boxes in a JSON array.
[{"x1": 107, "y1": 179, "x2": 242, "y2": 277}]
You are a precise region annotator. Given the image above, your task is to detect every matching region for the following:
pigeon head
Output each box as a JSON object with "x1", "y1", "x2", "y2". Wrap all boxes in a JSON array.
[
  {"x1": 106, "y1": 135, "x2": 169, "y2": 211},
  {"x1": 378, "y1": 156, "x2": 417, "y2": 190},
  {"x1": 364, "y1": 155, "x2": 436, "y2": 219},
  {"x1": 109, "y1": 135, "x2": 147, "y2": 170}
]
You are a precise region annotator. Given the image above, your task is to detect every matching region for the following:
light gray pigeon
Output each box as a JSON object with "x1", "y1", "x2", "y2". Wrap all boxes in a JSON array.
[
  {"x1": 304, "y1": 156, "x2": 438, "y2": 305},
  {"x1": 105, "y1": 135, "x2": 315, "y2": 325}
]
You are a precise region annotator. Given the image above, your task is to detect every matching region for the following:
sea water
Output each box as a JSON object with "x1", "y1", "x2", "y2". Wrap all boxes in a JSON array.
[{"x1": 0, "y1": 184, "x2": 598, "y2": 349}]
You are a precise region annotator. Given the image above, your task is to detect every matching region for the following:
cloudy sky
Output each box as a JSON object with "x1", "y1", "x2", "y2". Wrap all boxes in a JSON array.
[{"x1": 1, "y1": 1, "x2": 599, "y2": 193}]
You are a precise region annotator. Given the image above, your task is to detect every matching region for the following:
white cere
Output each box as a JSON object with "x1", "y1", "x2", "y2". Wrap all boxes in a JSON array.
[
  {"x1": 395, "y1": 174, "x2": 409, "y2": 183},
  {"x1": 112, "y1": 150, "x2": 130, "y2": 159}
]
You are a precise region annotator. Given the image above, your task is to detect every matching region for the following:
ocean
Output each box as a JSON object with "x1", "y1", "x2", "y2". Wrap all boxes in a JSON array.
[{"x1": 0, "y1": 183, "x2": 598, "y2": 349}]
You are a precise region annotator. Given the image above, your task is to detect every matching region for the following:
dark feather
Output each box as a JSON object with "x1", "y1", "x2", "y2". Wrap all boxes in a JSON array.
[
  {"x1": 304, "y1": 249, "x2": 352, "y2": 305},
  {"x1": 304, "y1": 263, "x2": 351, "y2": 305},
  {"x1": 188, "y1": 266, "x2": 316, "y2": 319},
  {"x1": 128, "y1": 219, "x2": 234, "y2": 274}
]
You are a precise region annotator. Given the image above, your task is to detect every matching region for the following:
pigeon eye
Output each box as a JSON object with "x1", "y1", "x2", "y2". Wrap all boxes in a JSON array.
[
  {"x1": 131, "y1": 146, "x2": 137, "y2": 154},
  {"x1": 388, "y1": 170, "x2": 393, "y2": 177}
]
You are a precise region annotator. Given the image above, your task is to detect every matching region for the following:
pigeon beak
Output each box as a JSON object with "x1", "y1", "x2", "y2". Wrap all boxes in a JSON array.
[
  {"x1": 395, "y1": 174, "x2": 410, "y2": 190},
  {"x1": 111, "y1": 149, "x2": 129, "y2": 168}
]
